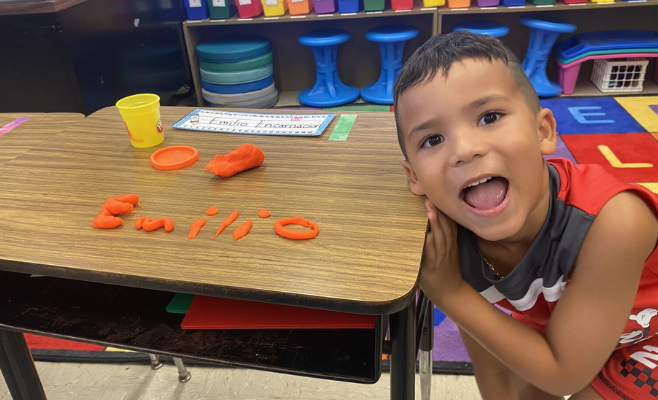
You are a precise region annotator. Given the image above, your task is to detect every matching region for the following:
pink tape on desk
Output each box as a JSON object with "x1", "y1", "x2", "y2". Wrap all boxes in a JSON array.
[{"x1": 0, "y1": 118, "x2": 30, "y2": 137}]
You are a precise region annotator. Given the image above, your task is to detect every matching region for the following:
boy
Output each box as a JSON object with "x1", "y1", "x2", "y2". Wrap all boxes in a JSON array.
[{"x1": 394, "y1": 31, "x2": 658, "y2": 399}]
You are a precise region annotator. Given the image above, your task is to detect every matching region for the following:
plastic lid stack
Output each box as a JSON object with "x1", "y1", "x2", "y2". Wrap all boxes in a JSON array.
[{"x1": 197, "y1": 35, "x2": 279, "y2": 109}]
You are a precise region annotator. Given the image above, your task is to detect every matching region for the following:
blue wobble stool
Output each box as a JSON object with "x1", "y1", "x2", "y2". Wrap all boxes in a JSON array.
[
  {"x1": 453, "y1": 21, "x2": 509, "y2": 38},
  {"x1": 361, "y1": 25, "x2": 419, "y2": 105},
  {"x1": 298, "y1": 29, "x2": 359, "y2": 107},
  {"x1": 520, "y1": 17, "x2": 577, "y2": 97}
]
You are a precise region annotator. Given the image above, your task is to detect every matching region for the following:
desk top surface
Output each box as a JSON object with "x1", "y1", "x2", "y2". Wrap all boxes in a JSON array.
[
  {"x1": 0, "y1": 113, "x2": 84, "y2": 166},
  {"x1": 0, "y1": 107, "x2": 426, "y2": 314}
]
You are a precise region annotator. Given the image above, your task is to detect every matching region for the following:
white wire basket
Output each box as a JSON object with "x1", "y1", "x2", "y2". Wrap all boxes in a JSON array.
[{"x1": 590, "y1": 58, "x2": 649, "y2": 93}]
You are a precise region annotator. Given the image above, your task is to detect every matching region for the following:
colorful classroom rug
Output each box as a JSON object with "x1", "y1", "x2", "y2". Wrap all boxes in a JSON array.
[{"x1": 25, "y1": 96, "x2": 658, "y2": 375}]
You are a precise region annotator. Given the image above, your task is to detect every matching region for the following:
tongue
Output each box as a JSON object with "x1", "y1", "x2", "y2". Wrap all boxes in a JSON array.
[{"x1": 463, "y1": 178, "x2": 508, "y2": 210}]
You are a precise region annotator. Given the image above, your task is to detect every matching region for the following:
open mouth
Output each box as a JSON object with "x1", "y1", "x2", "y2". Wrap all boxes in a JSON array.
[{"x1": 460, "y1": 176, "x2": 509, "y2": 211}]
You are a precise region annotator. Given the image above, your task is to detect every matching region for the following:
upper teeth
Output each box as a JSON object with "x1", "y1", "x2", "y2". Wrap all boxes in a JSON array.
[{"x1": 466, "y1": 177, "x2": 493, "y2": 188}]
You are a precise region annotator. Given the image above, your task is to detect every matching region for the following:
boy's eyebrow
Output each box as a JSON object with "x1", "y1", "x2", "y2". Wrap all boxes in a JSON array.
[
  {"x1": 407, "y1": 118, "x2": 442, "y2": 142},
  {"x1": 467, "y1": 95, "x2": 510, "y2": 110}
]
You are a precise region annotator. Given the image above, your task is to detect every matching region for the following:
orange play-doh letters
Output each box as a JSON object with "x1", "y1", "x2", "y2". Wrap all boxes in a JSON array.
[
  {"x1": 92, "y1": 193, "x2": 140, "y2": 229},
  {"x1": 233, "y1": 219, "x2": 253, "y2": 241},
  {"x1": 274, "y1": 217, "x2": 319, "y2": 240},
  {"x1": 92, "y1": 208, "x2": 123, "y2": 229},
  {"x1": 135, "y1": 216, "x2": 151, "y2": 229},
  {"x1": 212, "y1": 209, "x2": 239, "y2": 239},
  {"x1": 188, "y1": 218, "x2": 207, "y2": 239},
  {"x1": 143, "y1": 218, "x2": 174, "y2": 232},
  {"x1": 102, "y1": 198, "x2": 135, "y2": 215}
]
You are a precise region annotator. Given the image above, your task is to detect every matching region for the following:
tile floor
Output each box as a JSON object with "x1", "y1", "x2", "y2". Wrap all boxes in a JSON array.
[{"x1": 0, "y1": 361, "x2": 481, "y2": 400}]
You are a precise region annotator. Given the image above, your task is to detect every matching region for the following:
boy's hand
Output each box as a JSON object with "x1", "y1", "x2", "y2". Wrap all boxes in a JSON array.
[{"x1": 420, "y1": 199, "x2": 464, "y2": 307}]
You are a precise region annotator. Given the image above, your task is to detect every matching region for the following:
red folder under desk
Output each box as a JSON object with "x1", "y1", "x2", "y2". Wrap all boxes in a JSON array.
[{"x1": 181, "y1": 295, "x2": 376, "y2": 330}]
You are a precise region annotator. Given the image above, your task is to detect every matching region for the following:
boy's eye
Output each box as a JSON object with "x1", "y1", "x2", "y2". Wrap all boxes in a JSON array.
[
  {"x1": 478, "y1": 112, "x2": 502, "y2": 126},
  {"x1": 421, "y1": 135, "x2": 444, "y2": 148}
]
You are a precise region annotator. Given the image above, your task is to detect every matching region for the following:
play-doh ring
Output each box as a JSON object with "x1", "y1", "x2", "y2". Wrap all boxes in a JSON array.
[{"x1": 274, "y1": 217, "x2": 319, "y2": 240}]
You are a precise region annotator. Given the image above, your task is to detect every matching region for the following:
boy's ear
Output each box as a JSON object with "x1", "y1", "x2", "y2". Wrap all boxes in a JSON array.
[
  {"x1": 402, "y1": 160, "x2": 425, "y2": 196},
  {"x1": 537, "y1": 108, "x2": 558, "y2": 156}
]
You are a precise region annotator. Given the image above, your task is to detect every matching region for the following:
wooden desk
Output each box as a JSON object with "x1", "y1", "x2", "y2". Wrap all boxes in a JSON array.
[
  {"x1": 0, "y1": 113, "x2": 84, "y2": 166},
  {"x1": 0, "y1": 107, "x2": 427, "y2": 399}
]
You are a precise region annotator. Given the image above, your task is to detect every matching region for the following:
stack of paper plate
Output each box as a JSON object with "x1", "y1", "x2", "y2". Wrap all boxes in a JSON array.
[{"x1": 197, "y1": 36, "x2": 279, "y2": 109}]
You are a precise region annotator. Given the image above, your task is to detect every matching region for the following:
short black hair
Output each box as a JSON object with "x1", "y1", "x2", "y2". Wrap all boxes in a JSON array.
[{"x1": 393, "y1": 31, "x2": 540, "y2": 159}]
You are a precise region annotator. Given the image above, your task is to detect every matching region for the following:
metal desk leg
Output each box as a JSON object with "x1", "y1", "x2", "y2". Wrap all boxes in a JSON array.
[
  {"x1": 148, "y1": 354, "x2": 164, "y2": 370},
  {"x1": 0, "y1": 333, "x2": 23, "y2": 400},
  {"x1": 420, "y1": 301, "x2": 434, "y2": 400},
  {"x1": 0, "y1": 329, "x2": 46, "y2": 400},
  {"x1": 390, "y1": 301, "x2": 415, "y2": 400},
  {"x1": 173, "y1": 357, "x2": 191, "y2": 382}
]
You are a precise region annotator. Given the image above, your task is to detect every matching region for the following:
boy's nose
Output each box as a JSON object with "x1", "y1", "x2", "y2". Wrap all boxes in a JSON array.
[{"x1": 449, "y1": 130, "x2": 487, "y2": 166}]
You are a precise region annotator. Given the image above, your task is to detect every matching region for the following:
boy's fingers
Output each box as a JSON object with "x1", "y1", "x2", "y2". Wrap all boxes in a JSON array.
[
  {"x1": 432, "y1": 202, "x2": 457, "y2": 246},
  {"x1": 434, "y1": 206, "x2": 451, "y2": 233},
  {"x1": 425, "y1": 199, "x2": 448, "y2": 254},
  {"x1": 425, "y1": 200, "x2": 442, "y2": 238},
  {"x1": 427, "y1": 201, "x2": 448, "y2": 237},
  {"x1": 424, "y1": 209, "x2": 439, "y2": 261},
  {"x1": 440, "y1": 212, "x2": 457, "y2": 248},
  {"x1": 423, "y1": 231, "x2": 436, "y2": 262}
]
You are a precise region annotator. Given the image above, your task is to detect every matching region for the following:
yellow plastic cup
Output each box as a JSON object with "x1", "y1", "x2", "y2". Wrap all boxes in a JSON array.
[{"x1": 116, "y1": 93, "x2": 164, "y2": 148}]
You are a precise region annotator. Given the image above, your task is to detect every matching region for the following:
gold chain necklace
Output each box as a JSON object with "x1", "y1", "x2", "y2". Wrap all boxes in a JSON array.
[{"x1": 482, "y1": 255, "x2": 505, "y2": 280}]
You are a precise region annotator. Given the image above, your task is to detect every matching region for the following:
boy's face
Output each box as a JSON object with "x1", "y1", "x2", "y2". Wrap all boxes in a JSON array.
[{"x1": 397, "y1": 58, "x2": 557, "y2": 241}]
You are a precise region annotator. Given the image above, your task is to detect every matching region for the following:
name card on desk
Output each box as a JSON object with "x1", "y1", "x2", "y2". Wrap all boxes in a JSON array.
[
  {"x1": 181, "y1": 296, "x2": 376, "y2": 329},
  {"x1": 173, "y1": 109, "x2": 335, "y2": 136}
]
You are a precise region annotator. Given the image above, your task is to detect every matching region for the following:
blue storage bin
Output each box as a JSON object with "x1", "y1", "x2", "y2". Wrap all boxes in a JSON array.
[
  {"x1": 501, "y1": 0, "x2": 524, "y2": 5},
  {"x1": 337, "y1": 0, "x2": 361, "y2": 13},
  {"x1": 185, "y1": 0, "x2": 209, "y2": 19}
]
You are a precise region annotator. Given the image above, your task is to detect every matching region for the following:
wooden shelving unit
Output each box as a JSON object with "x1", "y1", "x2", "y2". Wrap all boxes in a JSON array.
[
  {"x1": 183, "y1": 8, "x2": 437, "y2": 106},
  {"x1": 182, "y1": 0, "x2": 658, "y2": 107}
]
